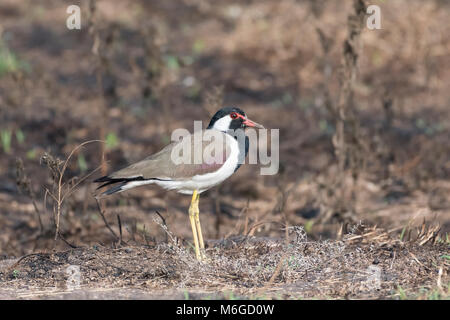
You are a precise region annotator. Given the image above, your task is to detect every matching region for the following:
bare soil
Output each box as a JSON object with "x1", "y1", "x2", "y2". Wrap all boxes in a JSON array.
[{"x1": 0, "y1": 0, "x2": 449, "y2": 299}]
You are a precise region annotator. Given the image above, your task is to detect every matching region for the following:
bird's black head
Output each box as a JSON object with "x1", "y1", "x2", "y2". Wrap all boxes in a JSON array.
[{"x1": 207, "y1": 107, "x2": 264, "y2": 131}]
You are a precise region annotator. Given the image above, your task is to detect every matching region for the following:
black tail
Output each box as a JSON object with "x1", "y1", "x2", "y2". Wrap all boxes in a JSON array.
[
  {"x1": 94, "y1": 176, "x2": 128, "y2": 189},
  {"x1": 93, "y1": 176, "x2": 145, "y2": 197}
]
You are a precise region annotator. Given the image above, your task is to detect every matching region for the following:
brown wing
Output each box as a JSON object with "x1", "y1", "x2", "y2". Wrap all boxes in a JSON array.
[{"x1": 109, "y1": 131, "x2": 231, "y2": 180}]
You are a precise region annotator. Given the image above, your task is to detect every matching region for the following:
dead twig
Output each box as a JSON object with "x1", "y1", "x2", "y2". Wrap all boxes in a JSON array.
[
  {"x1": 152, "y1": 211, "x2": 178, "y2": 246},
  {"x1": 41, "y1": 140, "x2": 104, "y2": 241},
  {"x1": 95, "y1": 198, "x2": 119, "y2": 242},
  {"x1": 154, "y1": 210, "x2": 168, "y2": 243},
  {"x1": 15, "y1": 158, "x2": 44, "y2": 233},
  {"x1": 117, "y1": 214, "x2": 123, "y2": 246},
  {"x1": 57, "y1": 231, "x2": 78, "y2": 248},
  {"x1": 257, "y1": 252, "x2": 288, "y2": 296},
  {"x1": 246, "y1": 220, "x2": 284, "y2": 237},
  {"x1": 6, "y1": 253, "x2": 50, "y2": 273},
  {"x1": 225, "y1": 200, "x2": 250, "y2": 238}
]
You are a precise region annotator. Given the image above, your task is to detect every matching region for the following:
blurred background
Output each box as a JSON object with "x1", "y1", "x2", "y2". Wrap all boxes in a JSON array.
[{"x1": 0, "y1": 0, "x2": 449, "y2": 256}]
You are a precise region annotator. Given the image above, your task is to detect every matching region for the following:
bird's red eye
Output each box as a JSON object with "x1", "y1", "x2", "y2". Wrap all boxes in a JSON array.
[{"x1": 230, "y1": 112, "x2": 238, "y2": 119}]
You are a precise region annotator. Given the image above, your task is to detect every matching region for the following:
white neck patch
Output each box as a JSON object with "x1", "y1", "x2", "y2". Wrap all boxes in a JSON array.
[{"x1": 212, "y1": 116, "x2": 232, "y2": 132}]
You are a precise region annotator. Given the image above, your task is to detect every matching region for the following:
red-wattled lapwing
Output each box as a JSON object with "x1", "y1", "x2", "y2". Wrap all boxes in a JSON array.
[{"x1": 94, "y1": 107, "x2": 263, "y2": 260}]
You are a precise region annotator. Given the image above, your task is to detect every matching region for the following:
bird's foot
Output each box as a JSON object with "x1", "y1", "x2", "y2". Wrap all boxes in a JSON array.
[{"x1": 196, "y1": 250, "x2": 210, "y2": 263}]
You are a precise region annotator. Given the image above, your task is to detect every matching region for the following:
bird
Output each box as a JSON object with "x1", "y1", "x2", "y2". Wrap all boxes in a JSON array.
[{"x1": 94, "y1": 107, "x2": 263, "y2": 261}]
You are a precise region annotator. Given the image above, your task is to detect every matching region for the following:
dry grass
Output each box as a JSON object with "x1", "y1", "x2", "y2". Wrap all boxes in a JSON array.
[{"x1": 0, "y1": 225, "x2": 448, "y2": 299}]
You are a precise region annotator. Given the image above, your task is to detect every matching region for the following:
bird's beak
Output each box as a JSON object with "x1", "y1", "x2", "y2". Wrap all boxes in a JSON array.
[{"x1": 243, "y1": 118, "x2": 264, "y2": 129}]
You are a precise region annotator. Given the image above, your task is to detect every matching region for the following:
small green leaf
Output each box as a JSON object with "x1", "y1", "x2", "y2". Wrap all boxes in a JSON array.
[
  {"x1": 396, "y1": 286, "x2": 407, "y2": 300},
  {"x1": 1, "y1": 129, "x2": 12, "y2": 153},
  {"x1": 225, "y1": 291, "x2": 238, "y2": 300},
  {"x1": 192, "y1": 40, "x2": 205, "y2": 54},
  {"x1": 166, "y1": 55, "x2": 179, "y2": 70},
  {"x1": 77, "y1": 153, "x2": 88, "y2": 173},
  {"x1": 400, "y1": 226, "x2": 407, "y2": 241},
  {"x1": 15, "y1": 129, "x2": 25, "y2": 145},
  {"x1": 304, "y1": 220, "x2": 314, "y2": 234},
  {"x1": 105, "y1": 132, "x2": 119, "y2": 150},
  {"x1": 26, "y1": 149, "x2": 36, "y2": 159},
  {"x1": 0, "y1": 40, "x2": 30, "y2": 77}
]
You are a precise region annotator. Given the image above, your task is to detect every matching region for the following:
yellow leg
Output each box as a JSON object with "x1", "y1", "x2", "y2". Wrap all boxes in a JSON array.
[
  {"x1": 193, "y1": 192, "x2": 206, "y2": 260},
  {"x1": 189, "y1": 190, "x2": 201, "y2": 260}
]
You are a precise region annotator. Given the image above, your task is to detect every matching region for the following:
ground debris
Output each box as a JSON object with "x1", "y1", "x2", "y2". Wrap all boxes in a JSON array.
[{"x1": 1, "y1": 234, "x2": 448, "y2": 299}]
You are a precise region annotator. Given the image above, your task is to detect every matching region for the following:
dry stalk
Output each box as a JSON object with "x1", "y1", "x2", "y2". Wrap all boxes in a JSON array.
[
  {"x1": 311, "y1": 0, "x2": 368, "y2": 222},
  {"x1": 15, "y1": 158, "x2": 44, "y2": 233},
  {"x1": 224, "y1": 200, "x2": 249, "y2": 238},
  {"x1": 41, "y1": 140, "x2": 103, "y2": 241},
  {"x1": 257, "y1": 252, "x2": 287, "y2": 297},
  {"x1": 151, "y1": 211, "x2": 178, "y2": 246},
  {"x1": 140, "y1": 19, "x2": 164, "y2": 104},
  {"x1": 333, "y1": 0, "x2": 367, "y2": 216},
  {"x1": 95, "y1": 197, "x2": 119, "y2": 242},
  {"x1": 117, "y1": 214, "x2": 123, "y2": 246}
]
